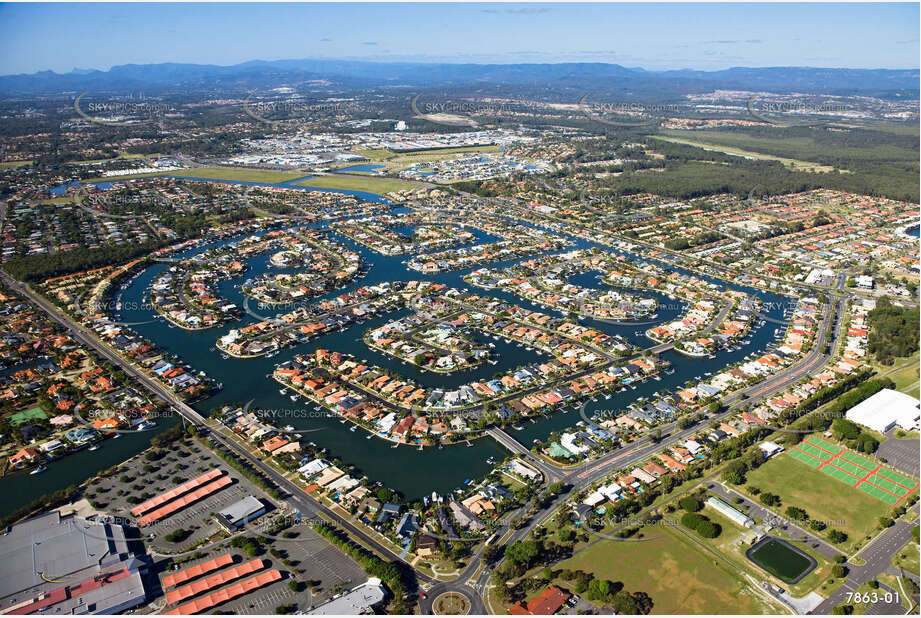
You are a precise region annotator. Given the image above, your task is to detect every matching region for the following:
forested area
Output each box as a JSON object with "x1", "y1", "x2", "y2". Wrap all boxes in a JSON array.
[{"x1": 867, "y1": 298, "x2": 920, "y2": 364}]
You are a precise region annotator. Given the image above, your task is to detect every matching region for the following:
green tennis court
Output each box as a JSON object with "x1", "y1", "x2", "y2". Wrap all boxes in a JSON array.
[
  {"x1": 9, "y1": 407, "x2": 48, "y2": 426},
  {"x1": 807, "y1": 436, "x2": 841, "y2": 453},
  {"x1": 790, "y1": 436, "x2": 918, "y2": 506},
  {"x1": 826, "y1": 466, "x2": 859, "y2": 485},
  {"x1": 797, "y1": 441, "x2": 832, "y2": 460},
  {"x1": 838, "y1": 450, "x2": 876, "y2": 471},
  {"x1": 789, "y1": 449, "x2": 822, "y2": 468},
  {"x1": 876, "y1": 467, "x2": 916, "y2": 489},
  {"x1": 857, "y1": 482, "x2": 902, "y2": 505},
  {"x1": 831, "y1": 458, "x2": 865, "y2": 478},
  {"x1": 867, "y1": 474, "x2": 911, "y2": 497}
]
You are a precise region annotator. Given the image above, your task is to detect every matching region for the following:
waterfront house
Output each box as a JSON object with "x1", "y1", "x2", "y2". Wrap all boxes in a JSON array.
[
  {"x1": 449, "y1": 500, "x2": 486, "y2": 531},
  {"x1": 377, "y1": 502, "x2": 402, "y2": 525},
  {"x1": 9, "y1": 447, "x2": 40, "y2": 468}
]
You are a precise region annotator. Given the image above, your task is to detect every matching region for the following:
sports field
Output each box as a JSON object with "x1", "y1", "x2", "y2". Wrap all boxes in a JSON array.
[
  {"x1": 553, "y1": 525, "x2": 780, "y2": 613},
  {"x1": 789, "y1": 435, "x2": 918, "y2": 505},
  {"x1": 745, "y1": 450, "x2": 901, "y2": 549}
]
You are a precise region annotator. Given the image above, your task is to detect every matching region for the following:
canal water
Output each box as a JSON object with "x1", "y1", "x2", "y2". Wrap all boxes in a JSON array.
[{"x1": 2, "y1": 185, "x2": 794, "y2": 515}]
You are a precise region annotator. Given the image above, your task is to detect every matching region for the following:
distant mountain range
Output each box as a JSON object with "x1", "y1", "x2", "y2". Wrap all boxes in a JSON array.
[{"x1": 0, "y1": 58, "x2": 917, "y2": 98}]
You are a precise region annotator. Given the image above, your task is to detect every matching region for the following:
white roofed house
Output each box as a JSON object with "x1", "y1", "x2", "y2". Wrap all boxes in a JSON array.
[
  {"x1": 298, "y1": 458, "x2": 330, "y2": 479},
  {"x1": 759, "y1": 441, "x2": 785, "y2": 459},
  {"x1": 560, "y1": 432, "x2": 589, "y2": 455},
  {"x1": 326, "y1": 474, "x2": 360, "y2": 493},
  {"x1": 598, "y1": 482, "x2": 623, "y2": 503},
  {"x1": 583, "y1": 491, "x2": 606, "y2": 507}
]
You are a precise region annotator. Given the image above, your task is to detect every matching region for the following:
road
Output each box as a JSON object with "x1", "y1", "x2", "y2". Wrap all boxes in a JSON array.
[{"x1": 812, "y1": 506, "x2": 919, "y2": 614}]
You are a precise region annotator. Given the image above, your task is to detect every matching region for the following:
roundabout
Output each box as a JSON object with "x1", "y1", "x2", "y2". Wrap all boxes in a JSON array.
[{"x1": 432, "y1": 591, "x2": 471, "y2": 615}]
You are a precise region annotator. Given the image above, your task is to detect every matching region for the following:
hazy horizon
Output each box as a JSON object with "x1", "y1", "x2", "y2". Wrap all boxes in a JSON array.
[{"x1": 1, "y1": 2, "x2": 918, "y2": 76}]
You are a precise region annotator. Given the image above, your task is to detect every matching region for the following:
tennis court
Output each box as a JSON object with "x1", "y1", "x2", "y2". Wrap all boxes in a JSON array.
[{"x1": 788, "y1": 435, "x2": 919, "y2": 506}]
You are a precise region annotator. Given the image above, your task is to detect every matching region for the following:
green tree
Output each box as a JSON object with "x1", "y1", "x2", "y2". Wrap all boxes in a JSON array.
[
  {"x1": 505, "y1": 540, "x2": 541, "y2": 567},
  {"x1": 679, "y1": 497, "x2": 702, "y2": 512},
  {"x1": 696, "y1": 520, "x2": 721, "y2": 538}
]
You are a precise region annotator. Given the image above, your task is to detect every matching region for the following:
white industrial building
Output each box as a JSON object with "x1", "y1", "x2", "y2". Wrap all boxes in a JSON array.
[
  {"x1": 308, "y1": 577, "x2": 387, "y2": 614},
  {"x1": 706, "y1": 496, "x2": 755, "y2": 528},
  {"x1": 845, "y1": 389, "x2": 920, "y2": 433}
]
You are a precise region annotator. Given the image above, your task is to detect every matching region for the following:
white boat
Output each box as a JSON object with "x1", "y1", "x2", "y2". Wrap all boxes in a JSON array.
[{"x1": 30, "y1": 465, "x2": 47, "y2": 475}]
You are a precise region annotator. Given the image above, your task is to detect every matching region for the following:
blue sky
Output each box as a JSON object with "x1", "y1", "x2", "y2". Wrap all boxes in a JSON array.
[{"x1": 0, "y1": 3, "x2": 917, "y2": 75}]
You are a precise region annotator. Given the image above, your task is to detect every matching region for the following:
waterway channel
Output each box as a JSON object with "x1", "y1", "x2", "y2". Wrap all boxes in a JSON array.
[{"x1": 1, "y1": 182, "x2": 795, "y2": 516}]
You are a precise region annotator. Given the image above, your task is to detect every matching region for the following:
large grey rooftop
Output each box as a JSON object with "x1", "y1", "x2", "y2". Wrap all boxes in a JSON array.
[{"x1": 0, "y1": 511, "x2": 147, "y2": 614}]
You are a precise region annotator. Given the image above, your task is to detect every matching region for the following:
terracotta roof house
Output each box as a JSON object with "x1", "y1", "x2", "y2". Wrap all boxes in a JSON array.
[{"x1": 509, "y1": 586, "x2": 571, "y2": 615}]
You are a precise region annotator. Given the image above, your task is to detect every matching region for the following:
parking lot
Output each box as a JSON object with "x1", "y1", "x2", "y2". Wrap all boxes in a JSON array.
[
  {"x1": 83, "y1": 435, "x2": 367, "y2": 613},
  {"x1": 83, "y1": 437, "x2": 271, "y2": 553},
  {"x1": 156, "y1": 527, "x2": 366, "y2": 614},
  {"x1": 877, "y1": 431, "x2": 920, "y2": 479}
]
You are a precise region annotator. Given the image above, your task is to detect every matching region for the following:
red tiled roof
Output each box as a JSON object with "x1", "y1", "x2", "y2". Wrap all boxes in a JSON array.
[
  {"x1": 166, "y1": 559, "x2": 265, "y2": 604},
  {"x1": 509, "y1": 586, "x2": 571, "y2": 615},
  {"x1": 131, "y1": 469, "x2": 225, "y2": 517},
  {"x1": 164, "y1": 570, "x2": 282, "y2": 615},
  {"x1": 138, "y1": 476, "x2": 232, "y2": 526},
  {"x1": 161, "y1": 553, "x2": 234, "y2": 589},
  {"x1": 11, "y1": 567, "x2": 132, "y2": 615}
]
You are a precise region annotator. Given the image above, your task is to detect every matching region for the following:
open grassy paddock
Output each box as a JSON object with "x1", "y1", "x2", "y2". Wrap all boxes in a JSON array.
[
  {"x1": 0, "y1": 160, "x2": 32, "y2": 169},
  {"x1": 552, "y1": 522, "x2": 779, "y2": 614},
  {"x1": 876, "y1": 353, "x2": 921, "y2": 400},
  {"x1": 344, "y1": 145, "x2": 503, "y2": 173},
  {"x1": 652, "y1": 134, "x2": 838, "y2": 172},
  {"x1": 295, "y1": 174, "x2": 422, "y2": 193},
  {"x1": 891, "y1": 539, "x2": 920, "y2": 575}
]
